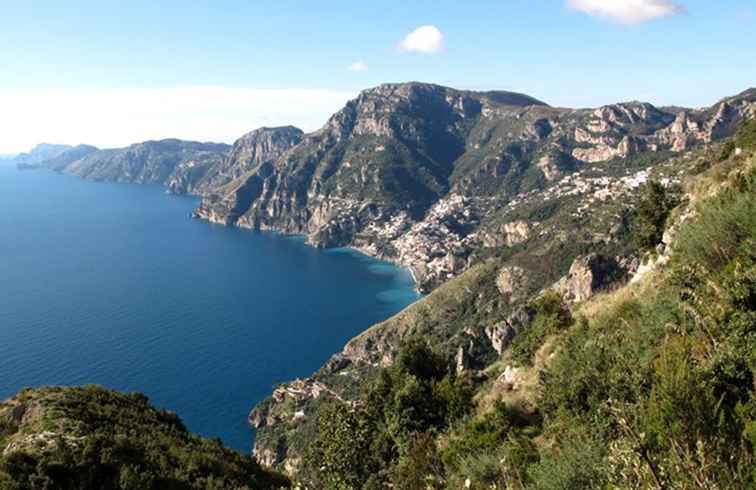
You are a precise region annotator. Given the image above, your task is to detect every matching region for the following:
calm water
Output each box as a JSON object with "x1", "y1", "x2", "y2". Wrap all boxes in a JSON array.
[{"x1": 0, "y1": 166, "x2": 419, "y2": 451}]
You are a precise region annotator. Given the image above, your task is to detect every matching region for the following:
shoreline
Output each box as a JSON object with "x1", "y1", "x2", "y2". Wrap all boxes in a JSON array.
[{"x1": 193, "y1": 205, "x2": 424, "y2": 294}]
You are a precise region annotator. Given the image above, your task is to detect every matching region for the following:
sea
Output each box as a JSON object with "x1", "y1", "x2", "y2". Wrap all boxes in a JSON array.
[{"x1": 0, "y1": 165, "x2": 419, "y2": 451}]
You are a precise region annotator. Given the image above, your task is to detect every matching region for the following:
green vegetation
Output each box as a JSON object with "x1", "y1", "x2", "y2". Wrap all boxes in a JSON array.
[
  {"x1": 287, "y1": 121, "x2": 756, "y2": 489},
  {"x1": 0, "y1": 386, "x2": 287, "y2": 490},
  {"x1": 736, "y1": 117, "x2": 756, "y2": 150},
  {"x1": 534, "y1": 156, "x2": 756, "y2": 489},
  {"x1": 509, "y1": 293, "x2": 572, "y2": 366}
]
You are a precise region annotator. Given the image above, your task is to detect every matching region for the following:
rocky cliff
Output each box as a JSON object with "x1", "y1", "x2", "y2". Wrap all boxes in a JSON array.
[{"x1": 196, "y1": 83, "x2": 756, "y2": 291}]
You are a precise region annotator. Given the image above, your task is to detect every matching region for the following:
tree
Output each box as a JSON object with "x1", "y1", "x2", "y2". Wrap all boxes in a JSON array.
[
  {"x1": 635, "y1": 180, "x2": 672, "y2": 251},
  {"x1": 308, "y1": 402, "x2": 372, "y2": 489}
]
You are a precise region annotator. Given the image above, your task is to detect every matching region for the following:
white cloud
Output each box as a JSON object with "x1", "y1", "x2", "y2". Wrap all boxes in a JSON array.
[
  {"x1": 0, "y1": 86, "x2": 356, "y2": 154},
  {"x1": 398, "y1": 25, "x2": 444, "y2": 53},
  {"x1": 567, "y1": 0, "x2": 686, "y2": 24},
  {"x1": 349, "y1": 61, "x2": 368, "y2": 72}
]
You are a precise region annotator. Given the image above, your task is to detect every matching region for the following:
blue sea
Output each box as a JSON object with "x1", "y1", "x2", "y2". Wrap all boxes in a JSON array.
[{"x1": 0, "y1": 166, "x2": 419, "y2": 452}]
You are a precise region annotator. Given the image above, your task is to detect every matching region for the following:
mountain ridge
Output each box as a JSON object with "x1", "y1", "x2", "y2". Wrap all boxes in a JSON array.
[{"x1": 194, "y1": 82, "x2": 756, "y2": 290}]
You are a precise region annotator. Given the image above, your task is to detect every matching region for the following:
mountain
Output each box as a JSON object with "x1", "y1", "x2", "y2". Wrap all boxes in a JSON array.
[
  {"x1": 249, "y1": 116, "x2": 756, "y2": 488},
  {"x1": 14, "y1": 143, "x2": 73, "y2": 168},
  {"x1": 57, "y1": 139, "x2": 231, "y2": 189},
  {"x1": 36, "y1": 144, "x2": 100, "y2": 170},
  {"x1": 195, "y1": 82, "x2": 756, "y2": 291},
  {"x1": 0, "y1": 385, "x2": 288, "y2": 488},
  {"x1": 27, "y1": 130, "x2": 303, "y2": 198}
]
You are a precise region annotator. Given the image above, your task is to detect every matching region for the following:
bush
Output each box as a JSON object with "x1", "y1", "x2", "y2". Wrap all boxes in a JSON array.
[
  {"x1": 307, "y1": 402, "x2": 372, "y2": 490},
  {"x1": 528, "y1": 437, "x2": 608, "y2": 490}
]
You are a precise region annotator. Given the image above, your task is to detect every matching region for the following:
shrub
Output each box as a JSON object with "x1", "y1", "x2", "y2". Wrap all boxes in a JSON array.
[{"x1": 528, "y1": 436, "x2": 608, "y2": 490}]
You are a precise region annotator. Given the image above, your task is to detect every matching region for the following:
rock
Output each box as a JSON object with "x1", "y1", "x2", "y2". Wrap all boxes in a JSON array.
[
  {"x1": 497, "y1": 365, "x2": 522, "y2": 391},
  {"x1": 537, "y1": 153, "x2": 563, "y2": 181},
  {"x1": 502, "y1": 220, "x2": 531, "y2": 246},
  {"x1": 496, "y1": 266, "x2": 529, "y2": 303},
  {"x1": 485, "y1": 307, "x2": 534, "y2": 355},
  {"x1": 455, "y1": 346, "x2": 468, "y2": 374},
  {"x1": 556, "y1": 254, "x2": 619, "y2": 304}
]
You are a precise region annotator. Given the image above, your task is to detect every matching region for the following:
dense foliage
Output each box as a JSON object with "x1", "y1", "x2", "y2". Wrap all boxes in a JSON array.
[
  {"x1": 0, "y1": 386, "x2": 288, "y2": 490},
  {"x1": 305, "y1": 338, "x2": 475, "y2": 489}
]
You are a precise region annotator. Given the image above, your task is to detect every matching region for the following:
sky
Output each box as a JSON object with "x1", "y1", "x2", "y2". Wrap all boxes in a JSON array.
[{"x1": 1, "y1": 0, "x2": 754, "y2": 154}]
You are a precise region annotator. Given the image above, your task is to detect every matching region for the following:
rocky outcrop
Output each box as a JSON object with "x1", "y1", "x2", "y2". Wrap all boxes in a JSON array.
[
  {"x1": 554, "y1": 253, "x2": 622, "y2": 304},
  {"x1": 496, "y1": 265, "x2": 530, "y2": 303},
  {"x1": 485, "y1": 307, "x2": 534, "y2": 355}
]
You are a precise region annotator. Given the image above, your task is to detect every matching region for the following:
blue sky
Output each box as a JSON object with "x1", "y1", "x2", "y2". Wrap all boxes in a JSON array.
[{"x1": 1, "y1": 0, "x2": 754, "y2": 153}]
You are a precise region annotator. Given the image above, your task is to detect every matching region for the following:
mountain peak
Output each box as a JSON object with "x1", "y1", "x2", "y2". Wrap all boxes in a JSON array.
[{"x1": 358, "y1": 81, "x2": 548, "y2": 108}]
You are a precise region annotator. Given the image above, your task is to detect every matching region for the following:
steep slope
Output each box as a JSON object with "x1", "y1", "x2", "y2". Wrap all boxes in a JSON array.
[
  {"x1": 252, "y1": 119, "x2": 756, "y2": 488},
  {"x1": 196, "y1": 83, "x2": 756, "y2": 291},
  {"x1": 0, "y1": 385, "x2": 288, "y2": 489}
]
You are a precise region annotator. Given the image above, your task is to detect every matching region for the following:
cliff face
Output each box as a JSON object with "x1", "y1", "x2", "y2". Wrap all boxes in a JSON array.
[
  {"x1": 28, "y1": 130, "x2": 304, "y2": 201},
  {"x1": 33, "y1": 144, "x2": 100, "y2": 170},
  {"x1": 195, "y1": 83, "x2": 756, "y2": 291}
]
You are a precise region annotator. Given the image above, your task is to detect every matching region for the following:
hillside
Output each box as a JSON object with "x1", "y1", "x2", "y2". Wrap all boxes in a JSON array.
[
  {"x1": 195, "y1": 83, "x2": 756, "y2": 291},
  {"x1": 249, "y1": 114, "x2": 756, "y2": 488},
  {"x1": 0, "y1": 385, "x2": 288, "y2": 489}
]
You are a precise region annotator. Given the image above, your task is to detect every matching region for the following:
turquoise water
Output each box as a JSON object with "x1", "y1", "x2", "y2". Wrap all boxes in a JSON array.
[{"x1": 0, "y1": 166, "x2": 419, "y2": 452}]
